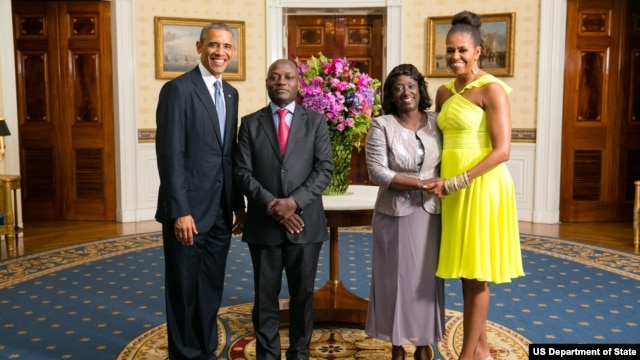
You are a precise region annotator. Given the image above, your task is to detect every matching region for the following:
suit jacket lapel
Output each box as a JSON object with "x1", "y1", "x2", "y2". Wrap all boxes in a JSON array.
[
  {"x1": 190, "y1": 68, "x2": 224, "y2": 147},
  {"x1": 283, "y1": 105, "x2": 307, "y2": 161},
  {"x1": 221, "y1": 81, "x2": 235, "y2": 148},
  {"x1": 257, "y1": 107, "x2": 283, "y2": 159}
]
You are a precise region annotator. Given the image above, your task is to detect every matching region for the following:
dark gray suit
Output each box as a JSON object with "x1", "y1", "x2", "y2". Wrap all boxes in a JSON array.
[
  {"x1": 234, "y1": 103, "x2": 333, "y2": 359},
  {"x1": 156, "y1": 66, "x2": 243, "y2": 360}
]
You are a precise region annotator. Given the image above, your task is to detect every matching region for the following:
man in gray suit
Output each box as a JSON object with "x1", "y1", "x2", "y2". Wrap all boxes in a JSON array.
[
  {"x1": 234, "y1": 59, "x2": 334, "y2": 360},
  {"x1": 155, "y1": 22, "x2": 245, "y2": 360}
]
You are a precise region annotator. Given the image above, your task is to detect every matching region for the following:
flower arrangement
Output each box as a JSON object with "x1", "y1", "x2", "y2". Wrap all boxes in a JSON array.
[
  {"x1": 296, "y1": 53, "x2": 382, "y2": 143},
  {"x1": 296, "y1": 53, "x2": 382, "y2": 195}
]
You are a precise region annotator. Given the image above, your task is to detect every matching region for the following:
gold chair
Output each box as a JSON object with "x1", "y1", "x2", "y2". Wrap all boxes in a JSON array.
[{"x1": 0, "y1": 176, "x2": 16, "y2": 257}]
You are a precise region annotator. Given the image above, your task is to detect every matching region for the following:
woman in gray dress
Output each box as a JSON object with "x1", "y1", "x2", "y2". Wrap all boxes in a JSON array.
[{"x1": 365, "y1": 64, "x2": 444, "y2": 360}]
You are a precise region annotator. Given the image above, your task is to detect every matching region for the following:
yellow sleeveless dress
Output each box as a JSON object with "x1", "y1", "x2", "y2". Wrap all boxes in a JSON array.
[{"x1": 435, "y1": 75, "x2": 524, "y2": 284}]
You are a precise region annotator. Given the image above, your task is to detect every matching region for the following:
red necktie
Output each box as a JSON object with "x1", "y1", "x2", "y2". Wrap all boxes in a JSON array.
[{"x1": 277, "y1": 108, "x2": 289, "y2": 154}]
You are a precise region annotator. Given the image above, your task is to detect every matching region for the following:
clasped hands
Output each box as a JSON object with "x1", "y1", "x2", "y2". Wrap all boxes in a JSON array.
[
  {"x1": 267, "y1": 197, "x2": 304, "y2": 234},
  {"x1": 422, "y1": 177, "x2": 448, "y2": 199}
]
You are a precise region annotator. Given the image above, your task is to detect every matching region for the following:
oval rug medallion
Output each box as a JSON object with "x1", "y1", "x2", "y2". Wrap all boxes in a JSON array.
[
  {"x1": 117, "y1": 320, "x2": 225, "y2": 359},
  {"x1": 118, "y1": 305, "x2": 530, "y2": 359}
]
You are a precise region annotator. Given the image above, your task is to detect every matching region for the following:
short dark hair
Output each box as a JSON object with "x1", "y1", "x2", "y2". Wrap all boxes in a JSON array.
[
  {"x1": 200, "y1": 22, "x2": 235, "y2": 44},
  {"x1": 381, "y1": 64, "x2": 432, "y2": 115}
]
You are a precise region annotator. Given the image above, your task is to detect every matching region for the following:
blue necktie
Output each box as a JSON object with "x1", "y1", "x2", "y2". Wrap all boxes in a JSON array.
[{"x1": 214, "y1": 81, "x2": 225, "y2": 143}]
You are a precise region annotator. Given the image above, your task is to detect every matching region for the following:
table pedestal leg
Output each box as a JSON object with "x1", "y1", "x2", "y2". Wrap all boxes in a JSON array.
[
  {"x1": 280, "y1": 226, "x2": 368, "y2": 326},
  {"x1": 311, "y1": 279, "x2": 368, "y2": 325}
]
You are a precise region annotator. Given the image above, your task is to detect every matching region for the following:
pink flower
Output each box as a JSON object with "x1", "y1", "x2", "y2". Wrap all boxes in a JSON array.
[
  {"x1": 312, "y1": 76, "x2": 324, "y2": 87},
  {"x1": 344, "y1": 118, "x2": 355, "y2": 127},
  {"x1": 355, "y1": 73, "x2": 372, "y2": 87},
  {"x1": 331, "y1": 79, "x2": 349, "y2": 92},
  {"x1": 321, "y1": 62, "x2": 332, "y2": 75},
  {"x1": 331, "y1": 58, "x2": 346, "y2": 76}
]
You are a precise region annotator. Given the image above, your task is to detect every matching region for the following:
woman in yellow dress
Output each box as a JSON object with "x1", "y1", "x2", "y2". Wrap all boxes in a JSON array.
[{"x1": 426, "y1": 10, "x2": 525, "y2": 360}]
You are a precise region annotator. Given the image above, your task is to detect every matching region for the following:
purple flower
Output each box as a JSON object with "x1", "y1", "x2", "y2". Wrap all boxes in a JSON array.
[
  {"x1": 298, "y1": 62, "x2": 310, "y2": 74},
  {"x1": 302, "y1": 94, "x2": 330, "y2": 114},
  {"x1": 299, "y1": 83, "x2": 322, "y2": 97}
]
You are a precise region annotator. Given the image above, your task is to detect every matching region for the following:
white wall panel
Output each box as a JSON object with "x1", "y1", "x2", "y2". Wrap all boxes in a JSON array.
[
  {"x1": 136, "y1": 143, "x2": 160, "y2": 221},
  {"x1": 506, "y1": 143, "x2": 535, "y2": 222}
]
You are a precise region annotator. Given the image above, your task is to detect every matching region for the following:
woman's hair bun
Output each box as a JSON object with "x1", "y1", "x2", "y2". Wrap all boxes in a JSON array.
[{"x1": 451, "y1": 10, "x2": 481, "y2": 29}]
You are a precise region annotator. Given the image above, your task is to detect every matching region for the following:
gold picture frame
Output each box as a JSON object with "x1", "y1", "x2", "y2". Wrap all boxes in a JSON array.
[
  {"x1": 154, "y1": 17, "x2": 246, "y2": 80},
  {"x1": 426, "y1": 13, "x2": 515, "y2": 77}
]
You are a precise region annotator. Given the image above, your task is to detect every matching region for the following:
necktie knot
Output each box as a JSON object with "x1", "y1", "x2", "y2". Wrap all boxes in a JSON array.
[
  {"x1": 277, "y1": 108, "x2": 288, "y2": 120},
  {"x1": 277, "y1": 109, "x2": 289, "y2": 155}
]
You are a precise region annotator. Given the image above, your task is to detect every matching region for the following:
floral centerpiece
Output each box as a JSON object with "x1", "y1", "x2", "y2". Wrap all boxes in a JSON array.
[{"x1": 296, "y1": 53, "x2": 382, "y2": 195}]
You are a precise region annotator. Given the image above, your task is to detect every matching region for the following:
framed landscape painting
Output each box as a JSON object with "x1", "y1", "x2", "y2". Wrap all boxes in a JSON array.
[
  {"x1": 426, "y1": 13, "x2": 515, "y2": 77},
  {"x1": 154, "y1": 17, "x2": 245, "y2": 80}
]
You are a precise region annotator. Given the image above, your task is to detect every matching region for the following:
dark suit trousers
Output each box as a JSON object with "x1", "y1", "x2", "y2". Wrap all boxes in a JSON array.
[
  {"x1": 248, "y1": 240, "x2": 323, "y2": 360},
  {"x1": 163, "y1": 213, "x2": 231, "y2": 360}
]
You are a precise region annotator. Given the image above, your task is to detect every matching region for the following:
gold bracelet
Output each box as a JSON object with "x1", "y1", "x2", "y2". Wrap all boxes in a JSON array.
[
  {"x1": 444, "y1": 178, "x2": 453, "y2": 194},
  {"x1": 445, "y1": 171, "x2": 472, "y2": 194}
]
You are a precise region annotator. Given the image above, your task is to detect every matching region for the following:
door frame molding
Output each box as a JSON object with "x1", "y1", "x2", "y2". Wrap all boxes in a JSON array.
[
  {"x1": 111, "y1": 0, "x2": 139, "y2": 222},
  {"x1": 0, "y1": 0, "x2": 20, "y2": 178},
  {"x1": 534, "y1": 0, "x2": 566, "y2": 223}
]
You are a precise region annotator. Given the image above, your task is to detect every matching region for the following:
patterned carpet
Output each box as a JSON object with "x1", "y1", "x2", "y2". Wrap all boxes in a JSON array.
[{"x1": 1, "y1": 231, "x2": 638, "y2": 359}]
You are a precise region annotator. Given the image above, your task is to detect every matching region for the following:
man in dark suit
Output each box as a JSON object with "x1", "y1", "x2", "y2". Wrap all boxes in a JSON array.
[
  {"x1": 234, "y1": 59, "x2": 334, "y2": 360},
  {"x1": 155, "y1": 22, "x2": 245, "y2": 360}
]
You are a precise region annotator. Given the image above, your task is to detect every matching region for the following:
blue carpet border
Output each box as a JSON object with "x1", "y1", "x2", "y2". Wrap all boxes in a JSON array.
[{"x1": 2, "y1": 232, "x2": 639, "y2": 288}]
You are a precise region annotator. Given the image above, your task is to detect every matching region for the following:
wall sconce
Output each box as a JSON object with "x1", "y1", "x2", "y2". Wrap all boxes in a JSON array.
[{"x1": 0, "y1": 117, "x2": 12, "y2": 161}]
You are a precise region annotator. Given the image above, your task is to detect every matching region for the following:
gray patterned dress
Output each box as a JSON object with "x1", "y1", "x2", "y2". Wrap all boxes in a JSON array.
[{"x1": 364, "y1": 113, "x2": 445, "y2": 346}]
